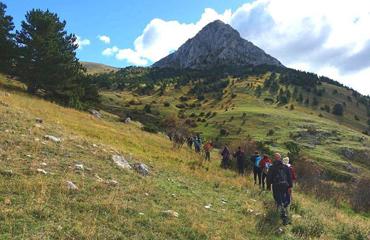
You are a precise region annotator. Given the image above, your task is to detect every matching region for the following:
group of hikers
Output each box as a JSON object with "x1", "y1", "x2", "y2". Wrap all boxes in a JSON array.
[
  {"x1": 223, "y1": 146, "x2": 297, "y2": 225},
  {"x1": 185, "y1": 135, "x2": 297, "y2": 225},
  {"x1": 186, "y1": 134, "x2": 213, "y2": 161}
]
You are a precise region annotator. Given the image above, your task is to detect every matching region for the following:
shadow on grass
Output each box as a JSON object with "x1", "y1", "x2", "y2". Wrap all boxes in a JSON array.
[
  {"x1": 255, "y1": 204, "x2": 281, "y2": 235},
  {"x1": 0, "y1": 75, "x2": 27, "y2": 94}
]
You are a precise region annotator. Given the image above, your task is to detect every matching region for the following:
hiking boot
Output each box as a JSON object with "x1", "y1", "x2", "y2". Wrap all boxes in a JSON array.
[{"x1": 282, "y1": 218, "x2": 289, "y2": 226}]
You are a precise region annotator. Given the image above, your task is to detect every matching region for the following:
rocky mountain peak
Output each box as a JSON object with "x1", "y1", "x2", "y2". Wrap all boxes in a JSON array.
[{"x1": 153, "y1": 20, "x2": 283, "y2": 69}]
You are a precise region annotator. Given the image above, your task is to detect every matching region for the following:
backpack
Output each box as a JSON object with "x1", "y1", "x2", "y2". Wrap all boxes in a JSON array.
[
  {"x1": 273, "y1": 165, "x2": 289, "y2": 188},
  {"x1": 263, "y1": 162, "x2": 272, "y2": 174}
]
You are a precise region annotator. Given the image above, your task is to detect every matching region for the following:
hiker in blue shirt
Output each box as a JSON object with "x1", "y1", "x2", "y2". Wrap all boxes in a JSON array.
[
  {"x1": 250, "y1": 151, "x2": 262, "y2": 186},
  {"x1": 194, "y1": 134, "x2": 202, "y2": 153}
]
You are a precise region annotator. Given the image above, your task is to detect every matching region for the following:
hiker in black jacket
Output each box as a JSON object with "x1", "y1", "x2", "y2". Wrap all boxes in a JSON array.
[
  {"x1": 267, "y1": 153, "x2": 293, "y2": 225},
  {"x1": 233, "y1": 147, "x2": 246, "y2": 176}
]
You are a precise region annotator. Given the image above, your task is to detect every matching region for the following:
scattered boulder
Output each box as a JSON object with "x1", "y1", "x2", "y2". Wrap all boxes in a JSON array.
[
  {"x1": 112, "y1": 155, "x2": 132, "y2": 170},
  {"x1": 342, "y1": 148, "x2": 354, "y2": 159},
  {"x1": 107, "y1": 179, "x2": 118, "y2": 186},
  {"x1": 344, "y1": 162, "x2": 360, "y2": 173},
  {"x1": 95, "y1": 174, "x2": 104, "y2": 182},
  {"x1": 37, "y1": 168, "x2": 48, "y2": 175},
  {"x1": 124, "y1": 117, "x2": 131, "y2": 123},
  {"x1": 162, "y1": 210, "x2": 179, "y2": 218},
  {"x1": 44, "y1": 135, "x2": 61, "y2": 143},
  {"x1": 66, "y1": 181, "x2": 78, "y2": 191},
  {"x1": 131, "y1": 163, "x2": 150, "y2": 176},
  {"x1": 89, "y1": 109, "x2": 102, "y2": 119},
  {"x1": 74, "y1": 164, "x2": 84, "y2": 171},
  {"x1": 204, "y1": 204, "x2": 212, "y2": 209}
]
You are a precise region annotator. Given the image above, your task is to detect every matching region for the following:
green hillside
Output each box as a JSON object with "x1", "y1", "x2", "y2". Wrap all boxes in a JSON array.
[
  {"x1": 98, "y1": 67, "x2": 370, "y2": 181},
  {"x1": 1, "y1": 73, "x2": 369, "y2": 239},
  {"x1": 82, "y1": 62, "x2": 119, "y2": 75}
]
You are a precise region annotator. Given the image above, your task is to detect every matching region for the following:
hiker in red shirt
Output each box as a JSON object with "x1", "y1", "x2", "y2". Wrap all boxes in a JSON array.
[
  {"x1": 204, "y1": 141, "x2": 213, "y2": 161},
  {"x1": 282, "y1": 157, "x2": 296, "y2": 206}
]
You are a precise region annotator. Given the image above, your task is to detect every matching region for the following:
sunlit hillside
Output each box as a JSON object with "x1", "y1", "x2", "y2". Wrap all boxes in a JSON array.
[{"x1": 1, "y1": 74, "x2": 369, "y2": 239}]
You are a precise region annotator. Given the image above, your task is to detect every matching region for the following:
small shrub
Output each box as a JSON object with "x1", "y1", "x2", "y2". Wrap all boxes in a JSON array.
[
  {"x1": 351, "y1": 177, "x2": 370, "y2": 212},
  {"x1": 176, "y1": 103, "x2": 186, "y2": 109},
  {"x1": 267, "y1": 129, "x2": 275, "y2": 136},
  {"x1": 179, "y1": 96, "x2": 189, "y2": 102},
  {"x1": 264, "y1": 97, "x2": 274, "y2": 104},
  {"x1": 142, "y1": 124, "x2": 159, "y2": 133},
  {"x1": 336, "y1": 225, "x2": 368, "y2": 240},
  {"x1": 332, "y1": 103, "x2": 344, "y2": 116},
  {"x1": 354, "y1": 115, "x2": 360, "y2": 121},
  {"x1": 143, "y1": 104, "x2": 152, "y2": 113},
  {"x1": 219, "y1": 128, "x2": 229, "y2": 136},
  {"x1": 292, "y1": 217, "x2": 324, "y2": 238},
  {"x1": 163, "y1": 102, "x2": 170, "y2": 107},
  {"x1": 197, "y1": 95, "x2": 205, "y2": 101}
]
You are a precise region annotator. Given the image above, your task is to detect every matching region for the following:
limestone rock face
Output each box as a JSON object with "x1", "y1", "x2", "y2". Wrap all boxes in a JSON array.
[{"x1": 153, "y1": 20, "x2": 283, "y2": 69}]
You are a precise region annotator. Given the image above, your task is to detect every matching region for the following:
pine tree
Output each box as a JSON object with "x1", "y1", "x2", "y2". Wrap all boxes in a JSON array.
[
  {"x1": 0, "y1": 2, "x2": 16, "y2": 73},
  {"x1": 15, "y1": 9, "x2": 92, "y2": 107},
  {"x1": 332, "y1": 103, "x2": 344, "y2": 116}
]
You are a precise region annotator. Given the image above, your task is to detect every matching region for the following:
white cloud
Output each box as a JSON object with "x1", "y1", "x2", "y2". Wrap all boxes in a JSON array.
[
  {"x1": 98, "y1": 35, "x2": 111, "y2": 44},
  {"x1": 116, "y1": 49, "x2": 148, "y2": 65},
  {"x1": 76, "y1": 36, "x2": 90, "y2": 50},
  {"x1": 102, "y1": 46, "x2": 119, "y2": 56},
  {"x1": 109, "y1": 0, "x2": 370, "y2": 94}
]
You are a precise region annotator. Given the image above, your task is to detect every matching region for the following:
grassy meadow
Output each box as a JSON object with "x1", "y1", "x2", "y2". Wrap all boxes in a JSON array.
[{"x1": 0, "y1": 74, "x2": 369, "y2": 239}]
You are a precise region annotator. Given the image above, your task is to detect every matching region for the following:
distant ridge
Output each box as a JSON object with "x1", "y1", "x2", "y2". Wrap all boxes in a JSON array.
[{"x1": 82, "y1": 62, "x2": 118, "y2": 74}]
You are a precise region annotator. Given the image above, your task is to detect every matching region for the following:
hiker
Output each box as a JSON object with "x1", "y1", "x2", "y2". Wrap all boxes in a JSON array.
[
  {"x1": 186, "y1": 136, "x2": 193, "y2": 148},
  {"x1": 267, "y1": 153, "x2": 293, "y2": 225},
  {"x1": 250, "y1": 151, "x2": 262, "y2": 186},
  {"x1": 204, "y1": 141, "x2": 213, "y2": 161},
  {"x1": 194, "y1": 135, "x2": 202, "y2": 153},
  {"x1": 220, "y1": 145, "x2": 230, "y2": 169},
  {"x1": 282, "y1": 157, "x2": 297, "y2": 206},
  {"x1": 259, "y1": 154, "x2": 272, "y2": 190},
  {"x1": 234, "y1": 147, "x2": 246, "y2": 176}
]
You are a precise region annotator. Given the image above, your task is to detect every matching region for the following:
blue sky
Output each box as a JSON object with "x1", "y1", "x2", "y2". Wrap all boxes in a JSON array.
[
  {"x1": 3, "y1": 0, "x2": 370, "y2": 94},
  {"x1": 4, "y1": 0, "x2": 247, "y2": 67}
]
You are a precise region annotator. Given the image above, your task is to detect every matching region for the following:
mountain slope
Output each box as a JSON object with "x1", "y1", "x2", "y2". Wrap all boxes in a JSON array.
[
  {"x1": 1, "y1": 74, "x2": 369, "y2": 239},
  {"x1": 153, "y1": 20, "x2": 283, "y2": 69},
  {"x1": 82, "y1": 61, "x2": 118, "y2": 74},
  {"x1": 99, "y1": 67, "x2": 370, "y2": 181}
]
